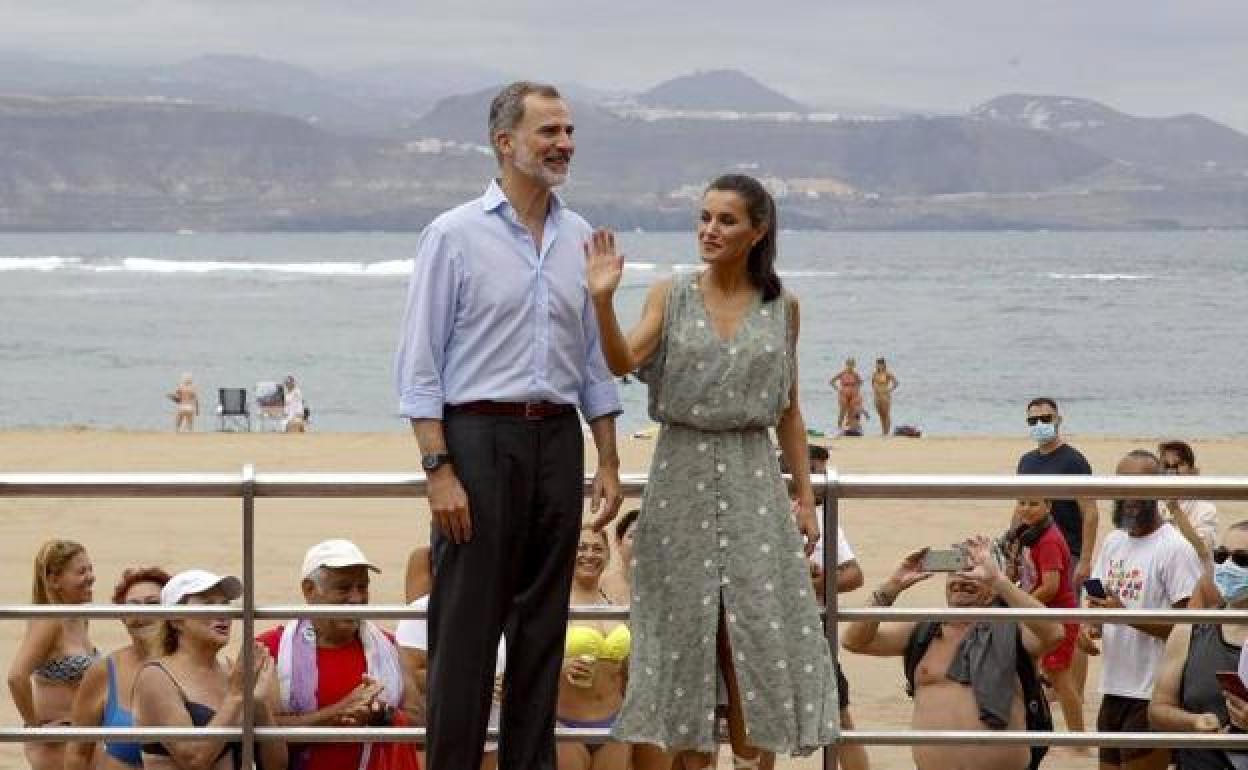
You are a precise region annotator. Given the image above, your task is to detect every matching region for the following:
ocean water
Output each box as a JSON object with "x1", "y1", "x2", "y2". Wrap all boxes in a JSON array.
[{"x1": 1, "y1": 230, "x2": 1245, "y2": 436}]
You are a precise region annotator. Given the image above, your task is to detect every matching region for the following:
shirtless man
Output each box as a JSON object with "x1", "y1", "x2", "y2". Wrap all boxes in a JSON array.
[
  {"x1": 870, "y1": 359, "x2": 898, "y2": 435},
  {"x1": 842, "y1": 536, "x2": 1061, "y2": 770}
]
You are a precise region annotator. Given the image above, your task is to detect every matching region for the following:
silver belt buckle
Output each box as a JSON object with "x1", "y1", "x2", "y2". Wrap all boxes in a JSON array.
[{"x1": 524, "y1": 401, "x2": 542, "y2": 420}]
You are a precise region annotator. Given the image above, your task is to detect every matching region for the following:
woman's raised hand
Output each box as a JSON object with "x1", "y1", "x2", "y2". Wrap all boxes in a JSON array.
[{"x1": 585, "y1": 228, "x2": 624, "y2": 300}]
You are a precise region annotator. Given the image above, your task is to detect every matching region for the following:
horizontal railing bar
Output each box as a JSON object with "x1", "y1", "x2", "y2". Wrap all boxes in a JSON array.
[
  {"x1": 0, "y1": 473, "x2": 244, "y2": 497},
  {"x1": 5, "y1": 727, "x2": 1247, "y2": 748},
  {"x1": 4, "y1": 473, "x2": 1248, "y2": 499},
  {"x1": 0, "y1": 604, "x2": 630, "y2": 620},
  {"x1": 832, "y1": 474, "x2": 1248, "y2": 500},
  {"x1": 5, "y1": 605, "x2": 1244, "y2": 623},
  {"x1": 0, "y1": 726, "x2": 612, "y2": 743},
  {"x1": 836, "y1": 607, "x2": 1248, "y2": 623},
  {"x1": 0, "y1": 606, "x2": 245, "y2": 619},
  {"x1": 841, "y1": 730, "x2": 1248, "y2": 748},
  {"x1": 251, "y1": 605, "x2": 632, "y2": 621}
]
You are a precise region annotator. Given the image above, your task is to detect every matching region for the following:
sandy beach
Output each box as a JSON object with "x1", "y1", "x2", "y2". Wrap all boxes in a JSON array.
[{"x1": 2, "y1": 429, "x2": 1245, "y2": 769}]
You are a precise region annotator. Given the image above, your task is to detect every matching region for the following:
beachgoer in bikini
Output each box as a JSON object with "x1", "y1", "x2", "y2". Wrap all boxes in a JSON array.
[
  {"x1": 830, "y1": 359, "x2": 863, "y2": 432},
  {"x1": 7, "y1": 540, "x2": 97, "y2": 770},
  {"x1": 66, "y1": 567, "x2": 171, "y2": 770},
  {"x1": 133, "y1": 570, "x2": 286, "y2": 770},
  {"x1": 870, "y1": 359, "x2": 898, "y2": 436},
  {"x1": 558, "y1": 525, "x2": 631, "y2": 770},
  {"x1": 171, "y1": 374, "x2": 199, "y2": 433}
]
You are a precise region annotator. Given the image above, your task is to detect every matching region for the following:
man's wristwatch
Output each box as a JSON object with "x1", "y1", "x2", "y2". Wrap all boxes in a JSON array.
[{"x1": 421, "y1": 452, "x2": 453, "y2": 473}]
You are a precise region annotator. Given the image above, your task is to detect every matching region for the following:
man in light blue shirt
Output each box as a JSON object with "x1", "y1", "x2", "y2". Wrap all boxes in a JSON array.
[{"x1": 394, "y1": 81, "x2": 623, "y2": 770}]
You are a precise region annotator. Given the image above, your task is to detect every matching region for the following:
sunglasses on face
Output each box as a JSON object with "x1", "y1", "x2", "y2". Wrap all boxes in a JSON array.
[
  {"x1": 1213, "y1": 547, "x2": 1248, "y2": 568},
  {"x1": 1026, "y1": 414, "x2": 1056, "y2": 426}
]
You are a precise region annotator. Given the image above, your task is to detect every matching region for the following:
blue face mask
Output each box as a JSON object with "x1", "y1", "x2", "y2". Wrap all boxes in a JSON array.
[
  {"x1": 1213, "y1": 562, "x2": 1248, "y2": 604},
  {"x1": 1029, "y1": 421, "x2": 1057, "y2": 444}
]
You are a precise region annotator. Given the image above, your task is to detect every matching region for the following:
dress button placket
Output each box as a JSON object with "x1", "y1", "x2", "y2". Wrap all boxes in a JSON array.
[{"x1": 712, "y1": 438, "x2": 730, "y2": 593}]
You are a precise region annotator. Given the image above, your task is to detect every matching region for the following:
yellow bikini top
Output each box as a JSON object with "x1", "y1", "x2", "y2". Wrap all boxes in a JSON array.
[{"x1": 565, "y1": 624, "x2": 631, "y2": 662}]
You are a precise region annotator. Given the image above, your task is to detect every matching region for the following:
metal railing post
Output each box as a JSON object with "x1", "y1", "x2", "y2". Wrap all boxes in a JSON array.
[
  {"x1": 241, "y1": 464, "x2": 256, "y2": 769},
  {"x1": 822, "y1": 468, "x2": 839, "y2": 770}
]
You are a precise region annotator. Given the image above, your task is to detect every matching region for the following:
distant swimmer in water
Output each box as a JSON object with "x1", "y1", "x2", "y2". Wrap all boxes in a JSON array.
[
  {"x1": 830, "y1": 357, "x2": 863, "y2": 431},
  {"x1": 168, "y1": 373, "x2": 198, "y2": 433},
  {"x1": 871, "y1": 358, "x2": 899, "y2": 435}
]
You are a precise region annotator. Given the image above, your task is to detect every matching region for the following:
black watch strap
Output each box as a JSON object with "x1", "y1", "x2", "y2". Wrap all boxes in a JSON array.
[{"x1": 422, "y1": 452, "x2": 452, "y2": 473}]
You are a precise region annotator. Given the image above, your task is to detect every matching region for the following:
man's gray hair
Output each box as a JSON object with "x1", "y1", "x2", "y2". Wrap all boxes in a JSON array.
[{"x1": 488, "y1": 81, "x2": 562, "y2": 162}]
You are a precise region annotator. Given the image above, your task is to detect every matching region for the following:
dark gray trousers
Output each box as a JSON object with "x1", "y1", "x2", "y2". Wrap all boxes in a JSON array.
[{"x1": 425, "y1": 411, "x2": 584, "y2": 770}]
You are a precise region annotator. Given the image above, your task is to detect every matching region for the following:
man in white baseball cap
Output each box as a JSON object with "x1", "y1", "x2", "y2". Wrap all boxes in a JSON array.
[
  {"x1": 299, "y1": 539, "x2": 380, "y2": 580},
  {"x1": 161, "y1": 569, "x2": 242, "y2": 605},
  {"x1": 257, "y1": 539, "x2": 408, "y2": 770}
]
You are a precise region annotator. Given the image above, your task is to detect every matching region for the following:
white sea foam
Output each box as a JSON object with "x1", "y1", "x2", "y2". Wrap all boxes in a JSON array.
[
  {"x1": 0, "y1": 256, "x2": 414, "y2": 276},
  {"x1": 0, "y1": 256, "x2": 83, "y2": 271},
  {"x1": 0, "y1": 255, "x2": 842, "y2": 279},
  {"x1": 1046, "y1": 272, "x2": 1151, "y2": 282}
]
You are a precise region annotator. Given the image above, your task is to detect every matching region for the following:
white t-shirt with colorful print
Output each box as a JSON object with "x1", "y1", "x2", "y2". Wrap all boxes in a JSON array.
[{"x1": 1092, "y1": 522, "x2": 1201, "y2": 698}]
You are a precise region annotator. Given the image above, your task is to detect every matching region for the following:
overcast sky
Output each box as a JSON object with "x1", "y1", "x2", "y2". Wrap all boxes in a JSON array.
[{"x1": 2, "y1": 0, "x2": 1246, "y2": 129}]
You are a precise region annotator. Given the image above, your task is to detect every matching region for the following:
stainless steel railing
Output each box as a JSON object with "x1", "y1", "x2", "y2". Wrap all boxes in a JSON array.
[{"x1": 3, "y1": 470, "x2": 1248, "y2": 769}]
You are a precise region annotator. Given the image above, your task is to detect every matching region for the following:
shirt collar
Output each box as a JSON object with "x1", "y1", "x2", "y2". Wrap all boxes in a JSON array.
[{"x1": 480, "y1": 178, "x2": 564, "y2": 219}]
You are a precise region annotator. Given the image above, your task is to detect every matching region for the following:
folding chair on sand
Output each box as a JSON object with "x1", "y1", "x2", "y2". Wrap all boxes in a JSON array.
[
  {"x1": 255, "y1": 381, "x2": 286, "y2": 432},
  {"x1": 217, "y1": 387, "x2": 250, "y2": 432}
]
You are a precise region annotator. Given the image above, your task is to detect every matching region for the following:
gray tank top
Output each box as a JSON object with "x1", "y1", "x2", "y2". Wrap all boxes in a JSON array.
[{"x1": 1177, "y1": 624, "x2": 1243, "y2": 770}]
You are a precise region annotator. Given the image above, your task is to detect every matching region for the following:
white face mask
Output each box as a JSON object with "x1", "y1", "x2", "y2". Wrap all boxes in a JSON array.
[
  {"x1": 1029, "y1": 421, "x2": 1057, "y2": 443},
  {"x1": 1213, "y1": 561, "x2": 1248, "y2": 604}
]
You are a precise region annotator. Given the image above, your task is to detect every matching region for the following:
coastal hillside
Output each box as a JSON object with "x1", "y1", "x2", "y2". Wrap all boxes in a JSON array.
[
  {"x1": 974, "y1": 93, "x2": 1248, "y2": 180},
  {"x1": 1, "y1": 65, "x2": 1247, "y2": 230}
]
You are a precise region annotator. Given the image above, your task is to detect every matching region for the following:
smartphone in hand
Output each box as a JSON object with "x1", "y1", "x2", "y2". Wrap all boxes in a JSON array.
[
  {"x1": 1083, "y1": 578, "x2": 1108, "y2": 599},
  {"x1": 921, "y1": 548, "x2": 966, "y2": 572}
]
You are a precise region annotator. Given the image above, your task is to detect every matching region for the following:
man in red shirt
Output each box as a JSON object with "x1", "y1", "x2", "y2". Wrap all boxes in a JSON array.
[
  {"x1": 257, "y1": 539, "x2": 406, "y2": 770},
  {"x1": 1008, "y1": 498, "x2": 1085, "y2": 748}
]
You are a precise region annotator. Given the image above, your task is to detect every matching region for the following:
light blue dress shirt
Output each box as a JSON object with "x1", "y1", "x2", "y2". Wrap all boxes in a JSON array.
[{"x1": 395, "y1": 180, "x2": 621, "y2": 422}]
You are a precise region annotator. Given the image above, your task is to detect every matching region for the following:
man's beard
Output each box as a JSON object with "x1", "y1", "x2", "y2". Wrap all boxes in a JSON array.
[
  {"x1": 514, "y1": 144, "x2": 570, "y2": 188},
  {"x1": 1114, "y1": 499, "x2": 1160, "y2": 532}
]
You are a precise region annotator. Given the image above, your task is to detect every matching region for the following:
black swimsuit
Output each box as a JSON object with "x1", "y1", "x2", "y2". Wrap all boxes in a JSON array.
[{"x1": 139, "y1": 662, "x2": 243, "y2": 770}]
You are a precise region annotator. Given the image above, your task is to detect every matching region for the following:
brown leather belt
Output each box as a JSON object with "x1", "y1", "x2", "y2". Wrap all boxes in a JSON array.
[{"x1": 446, "y1": 400, "x2": 577, "y2": 420}]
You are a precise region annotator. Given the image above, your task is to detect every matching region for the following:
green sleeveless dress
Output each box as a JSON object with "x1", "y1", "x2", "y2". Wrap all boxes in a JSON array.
[{"x1": 612, "y1": 272, "x2": 838, "y2": 755}]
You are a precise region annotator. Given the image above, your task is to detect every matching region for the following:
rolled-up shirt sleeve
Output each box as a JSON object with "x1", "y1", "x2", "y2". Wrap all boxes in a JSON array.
[
  {"x1": 578, "y1": 292, "x2": 622, "y2": 421},
  {"x1": 395, "y1": 225, "x2": 460, "y2": 419}
]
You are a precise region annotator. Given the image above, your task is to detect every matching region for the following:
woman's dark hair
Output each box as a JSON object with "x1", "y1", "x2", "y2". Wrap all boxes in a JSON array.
[
  {"x1": 1157, "y1": 440, "x2": 1196, "y2": 468},
  {"x1": 615, "y1": 509, "x2": 641, "y2": 541},
  {"x1": 705, "y1": 174, "x2": 782, "y2": 302}
]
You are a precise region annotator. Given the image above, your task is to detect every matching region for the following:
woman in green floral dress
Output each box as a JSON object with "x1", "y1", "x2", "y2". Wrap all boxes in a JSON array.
[{"x1": 586, "y1": 174, "x2": 838, "y2": 769}]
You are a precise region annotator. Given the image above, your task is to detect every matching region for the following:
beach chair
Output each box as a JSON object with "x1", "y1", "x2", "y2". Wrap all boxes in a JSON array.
[
  {"x1": 254, "y1": 381, "x2": 285, "y2": 432},
  {"x1": 217, "y1": 388, "x2": 251, "y2": 432}
]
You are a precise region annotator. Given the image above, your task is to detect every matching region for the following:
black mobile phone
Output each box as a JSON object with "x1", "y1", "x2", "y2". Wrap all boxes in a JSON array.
[{"x1": 1083, "y1": 578, "x2": 1108, "y2": 599}]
